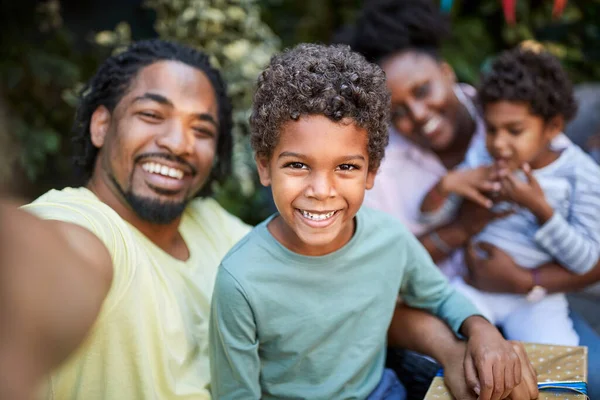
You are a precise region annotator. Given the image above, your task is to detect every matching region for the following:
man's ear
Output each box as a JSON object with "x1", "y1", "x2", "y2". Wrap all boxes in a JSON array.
[
  {"x1": 255, "y1": 153, "x2": 272, "y2": 187},
  {"x1": 545, "y1": 114, "x2": 565, "y2": 140},
  {"x1": 365, "y1": 167, "x2": 379, "y2": 190},
  {"x1": 90, "y1": 106, "x2": 111, "y2": 148}
]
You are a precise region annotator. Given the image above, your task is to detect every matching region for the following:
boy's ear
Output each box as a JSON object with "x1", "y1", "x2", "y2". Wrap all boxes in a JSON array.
[
  {"x1": 255, "y1": 153, "x2": 272, "y2": 187},
  {"x1": 90, "y1": 106, "x2": 111, "y2": 148},
  {"x1": 365, "y1": 168, "x2": 378, "y2": 190},
  {"x1": 545, "y1": 114, "x2": 565, "y2": 140}
]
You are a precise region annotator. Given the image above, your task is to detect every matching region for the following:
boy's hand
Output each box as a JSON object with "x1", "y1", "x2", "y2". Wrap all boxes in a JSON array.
[
  {"x1": 440, "y1": 166, "x2": 500, "y2": 209},
  {"x1": 499, "y1": 163, "x2": 554, "y2": 223},
  {"x1": 461, "y1": 316, "x2": 521, "y2": 400}
]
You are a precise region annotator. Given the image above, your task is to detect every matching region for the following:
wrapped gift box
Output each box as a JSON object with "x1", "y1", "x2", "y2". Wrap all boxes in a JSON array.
[{"x1": 424, "y1": 343, "x2": 588, "y2": 400}]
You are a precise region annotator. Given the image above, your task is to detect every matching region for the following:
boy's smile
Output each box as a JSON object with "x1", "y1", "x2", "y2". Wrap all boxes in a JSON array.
[{"x1": 256, "y1": 115, "x2": 377, "y2": 257}]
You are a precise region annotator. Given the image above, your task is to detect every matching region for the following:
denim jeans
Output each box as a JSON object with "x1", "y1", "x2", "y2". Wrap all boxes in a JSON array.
[
  {"x1": 570, "y1": 309, "x2": 600, "y2": 399},
  {"x1": 367, "y1": 368, "x2": 407, "y2": 400},
  {"x1": 386, "y1": 349, "x2": 440, "y2": 400}
]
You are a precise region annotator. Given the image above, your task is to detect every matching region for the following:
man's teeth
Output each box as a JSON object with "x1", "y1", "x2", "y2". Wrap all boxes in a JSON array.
[
  {"x1": 301, "y1": 210, "x2": 336, "y2": 221},
  {"x1": 423, "y1": 117, "x2": 441, "y2": 135},
  {"x1": 141, "y1": 162, "x2": 184, "y2": 180}
]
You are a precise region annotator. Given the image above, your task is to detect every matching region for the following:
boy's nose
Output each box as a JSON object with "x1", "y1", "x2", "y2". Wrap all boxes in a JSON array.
[{"x1": 305, "y1": 172, "x2": 336, "y2": 200}]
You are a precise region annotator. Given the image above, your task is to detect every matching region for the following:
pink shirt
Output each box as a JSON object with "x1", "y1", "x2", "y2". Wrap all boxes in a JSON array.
[{"x1": 364, "y1": 84, "x2": 485, "y2": 278}]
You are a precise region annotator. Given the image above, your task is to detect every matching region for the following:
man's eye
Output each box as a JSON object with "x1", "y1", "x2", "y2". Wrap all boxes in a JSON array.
[
  {"x1": 338, "y1": 164, "x2": 359, "y2": 171},
  {"x1": 139, "y1": 112, "x2": 161, "y2": 120},
  {"x1": 509, "y1": 129, "x2": 522, "y2": 136},
  {"x1": 284, "y1": 162, "x2": 307, "y2": 169},
  {"x1": 193, "y1": 127, "x2": 215, "y2": 138}
]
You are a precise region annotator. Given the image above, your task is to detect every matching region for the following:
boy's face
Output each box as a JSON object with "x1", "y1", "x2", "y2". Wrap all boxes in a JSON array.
[
  {"x1": 256, "y1": 115, "x2": 377, "y2": 256},
  {"x1": 484, "y1": 101, "x2": 562, "y2": 170}
]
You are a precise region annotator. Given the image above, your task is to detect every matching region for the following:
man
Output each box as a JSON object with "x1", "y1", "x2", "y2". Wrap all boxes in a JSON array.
[{"x1": 0, "y1": 39, "x2": 537, "y2": 400}]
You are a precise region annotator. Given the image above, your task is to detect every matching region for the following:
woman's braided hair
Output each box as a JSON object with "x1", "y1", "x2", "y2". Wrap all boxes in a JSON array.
[{"x1": 72, "y1": 39, "x2": 232, "y2": 196}]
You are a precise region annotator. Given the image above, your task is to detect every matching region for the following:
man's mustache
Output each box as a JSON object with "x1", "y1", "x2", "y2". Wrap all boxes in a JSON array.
[{"x1": 134, "y1": 153, "x2": 198, "y2": 176}]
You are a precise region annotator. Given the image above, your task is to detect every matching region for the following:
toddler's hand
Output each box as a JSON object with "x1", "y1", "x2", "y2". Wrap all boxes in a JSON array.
[{"x1": 499, "y1": 163, "x2": 554, "y2": 223}]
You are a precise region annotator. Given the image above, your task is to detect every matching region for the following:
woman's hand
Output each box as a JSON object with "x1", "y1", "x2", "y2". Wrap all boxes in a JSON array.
[
  {"x1": 440, "y1": 166, "x2": 500, "y2": 209},
  {"x1": 464, "y1": 241, "x2": 532, "y2": 294},
  {"x1": 454, "y1": 201, "x2": 513, "y2": 239}
]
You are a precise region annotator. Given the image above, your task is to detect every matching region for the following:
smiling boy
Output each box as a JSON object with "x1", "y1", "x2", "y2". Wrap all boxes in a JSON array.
[{"x1": 209, "y1": 43, "x2": 523, "y2": 400}]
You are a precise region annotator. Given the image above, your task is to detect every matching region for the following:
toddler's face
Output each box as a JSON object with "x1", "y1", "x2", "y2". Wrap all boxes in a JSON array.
[
  {"x1": 484, "y1": 101, "x2": 561, "y2": 171},
  {"x1": 256, "y1": 115, "x2": 377, "y2": 256}
]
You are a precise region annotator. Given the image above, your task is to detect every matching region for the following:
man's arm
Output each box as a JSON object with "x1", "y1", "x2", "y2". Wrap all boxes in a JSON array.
[
  {"x1": 209, "y1": 268, "x2": 261, "y2": 400},
  {"x1": 387, "y1": 305, "x2": 538, "y2": 400},
  {"x1": 0, "y1": 203, "x2": 112, "y2": 400}
]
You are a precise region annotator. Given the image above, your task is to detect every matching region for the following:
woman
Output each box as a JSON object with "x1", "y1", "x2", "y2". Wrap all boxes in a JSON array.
[{"x1": 341, "y1": 0, "x2": 600, "y2": 397}]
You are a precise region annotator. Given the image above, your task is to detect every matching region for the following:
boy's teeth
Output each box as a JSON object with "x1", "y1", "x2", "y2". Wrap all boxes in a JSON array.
[
  {"x1": 141, "y1": 162, "x2": 184, "y2": 180},
  {"x1": 301, "y1": 210, "x2": 336, "y2": 221}
]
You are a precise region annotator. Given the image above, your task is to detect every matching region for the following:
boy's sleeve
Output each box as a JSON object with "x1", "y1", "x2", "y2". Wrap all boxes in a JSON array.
[
  {"x1": 209, "y1": 267, "x2": 261, "y2": 400},
  {"x1": 398, "y1": 229, "x2": 481, "y2": 333},
  {"x1": 534, "y1": 168, "x2": 600, "y2": 274}
]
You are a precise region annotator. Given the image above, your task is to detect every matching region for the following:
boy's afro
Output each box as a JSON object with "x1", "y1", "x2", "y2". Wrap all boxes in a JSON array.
[
  {"x1": 479, "y1": 47, "x2": 578, "y2": 122},
  {"x1": 250, "y1": 43, "x2": 390, "y2": 170}
]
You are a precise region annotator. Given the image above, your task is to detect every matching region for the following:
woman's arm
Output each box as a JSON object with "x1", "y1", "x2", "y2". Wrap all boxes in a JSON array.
[{"x1": 464, "y1": 242, "x2": 600, "y2": 294}]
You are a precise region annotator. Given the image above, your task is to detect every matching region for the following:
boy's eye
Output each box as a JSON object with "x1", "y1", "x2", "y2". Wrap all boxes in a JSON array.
[
  {"x1": 338, "y1": 163, "x2": 360, "y2": 171},
  {"x1": 284, "y1": 162, "x2": 307, "y2": 170},
  {"x1": 508, "y1": 128, "x2": 523, "y2": 136}
]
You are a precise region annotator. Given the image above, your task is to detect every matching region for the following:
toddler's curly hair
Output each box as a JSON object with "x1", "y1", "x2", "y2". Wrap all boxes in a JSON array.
[
  {"x1": 250, "y1": 43, "x2": 390, "y2": 170},
  {"x1": 479, "y1": 47, "x2": 577, "y2": 122}
]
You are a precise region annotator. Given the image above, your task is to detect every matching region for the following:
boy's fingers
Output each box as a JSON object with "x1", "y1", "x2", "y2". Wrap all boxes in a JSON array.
[{"x1": 464, "y1": 355, "x2": 481, "y2": 396}]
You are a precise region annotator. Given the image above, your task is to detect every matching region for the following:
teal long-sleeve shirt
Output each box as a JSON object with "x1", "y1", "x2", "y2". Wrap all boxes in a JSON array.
[{"x1": 209, "y1": 207, "x2": 479, "y2": 400}]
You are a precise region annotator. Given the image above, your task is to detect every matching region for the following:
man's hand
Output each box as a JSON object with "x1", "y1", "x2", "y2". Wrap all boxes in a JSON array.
[
  {"x1": 440, "y1": 166, "x2": 500, "y2": 209},
  {"x1": 504, "y1": 342, "x2": 539, "y2": 400},
  {"x1": 460, "y1": 316, "x2": 521, "y2": 400},
  {"x1": 499, "y1": 164, "x2": 554, "y2": 223},
  {"x1": 464, "y1": 242, "x2": 532, "y2": 294}
]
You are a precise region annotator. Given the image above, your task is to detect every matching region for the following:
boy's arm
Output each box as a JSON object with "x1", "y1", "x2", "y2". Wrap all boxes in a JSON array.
[
  {"x1": 531, "y1": 171, "x2": 600, "y2": 275},
  {"x1": 387, "y1": 305, "x2": 538, "y2": 400},
  {"x1": 209, "y1": 268, "x2": 261, "y2": 400},
  {"x1": 0, "y1": 203, "x2": 112, "y2": 400},
  {"x1": 399, "y1": 231, "x2": 520, "y2": 400}
]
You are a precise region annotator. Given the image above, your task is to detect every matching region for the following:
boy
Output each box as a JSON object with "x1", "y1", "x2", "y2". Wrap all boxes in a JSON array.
[
  {"x1": 419, "y1": 47, "x2": 600, "y2": 345},
  {"x1": 209, "y1": 44, "x2": 522, "y2": 400}
]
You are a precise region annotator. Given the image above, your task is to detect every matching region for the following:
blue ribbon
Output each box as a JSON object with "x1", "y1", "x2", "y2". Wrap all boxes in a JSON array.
[{"x1": 435, "y1": 369, "x2": 588, "y2": 397}]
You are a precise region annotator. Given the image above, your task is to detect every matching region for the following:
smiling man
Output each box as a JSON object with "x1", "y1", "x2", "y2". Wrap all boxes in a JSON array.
[{"x1": 6, "y1": 39, "x2": 251, "y2": 399}]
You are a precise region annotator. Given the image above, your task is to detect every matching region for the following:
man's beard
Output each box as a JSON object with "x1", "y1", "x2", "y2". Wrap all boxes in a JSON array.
[{"x1": 110, "y1": 175, "x2": 189, "y2": 224}]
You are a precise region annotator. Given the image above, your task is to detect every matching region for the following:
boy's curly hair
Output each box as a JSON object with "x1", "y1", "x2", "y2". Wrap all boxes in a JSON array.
[
  {"x1": 479, "y1": 47, "x2": 578, "y2": 122},
  {"x1": 249, "y1": 43, "x2": 390, "y2": 170}
]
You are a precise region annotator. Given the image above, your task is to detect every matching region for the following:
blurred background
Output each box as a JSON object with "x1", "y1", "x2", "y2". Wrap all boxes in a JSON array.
[{"x1": 1, "y1": 0, "x2": 599, "y2": 225}]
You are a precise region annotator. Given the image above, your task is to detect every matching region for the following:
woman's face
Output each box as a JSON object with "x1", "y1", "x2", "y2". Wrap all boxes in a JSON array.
[{"x1": 382, "y1": 52, "x2": 460, "y2": 151}]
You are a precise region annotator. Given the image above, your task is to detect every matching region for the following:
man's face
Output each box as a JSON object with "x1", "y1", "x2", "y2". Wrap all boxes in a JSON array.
[{"x1": 91, "y1": 60, "x2": 219, "y2": 224}]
